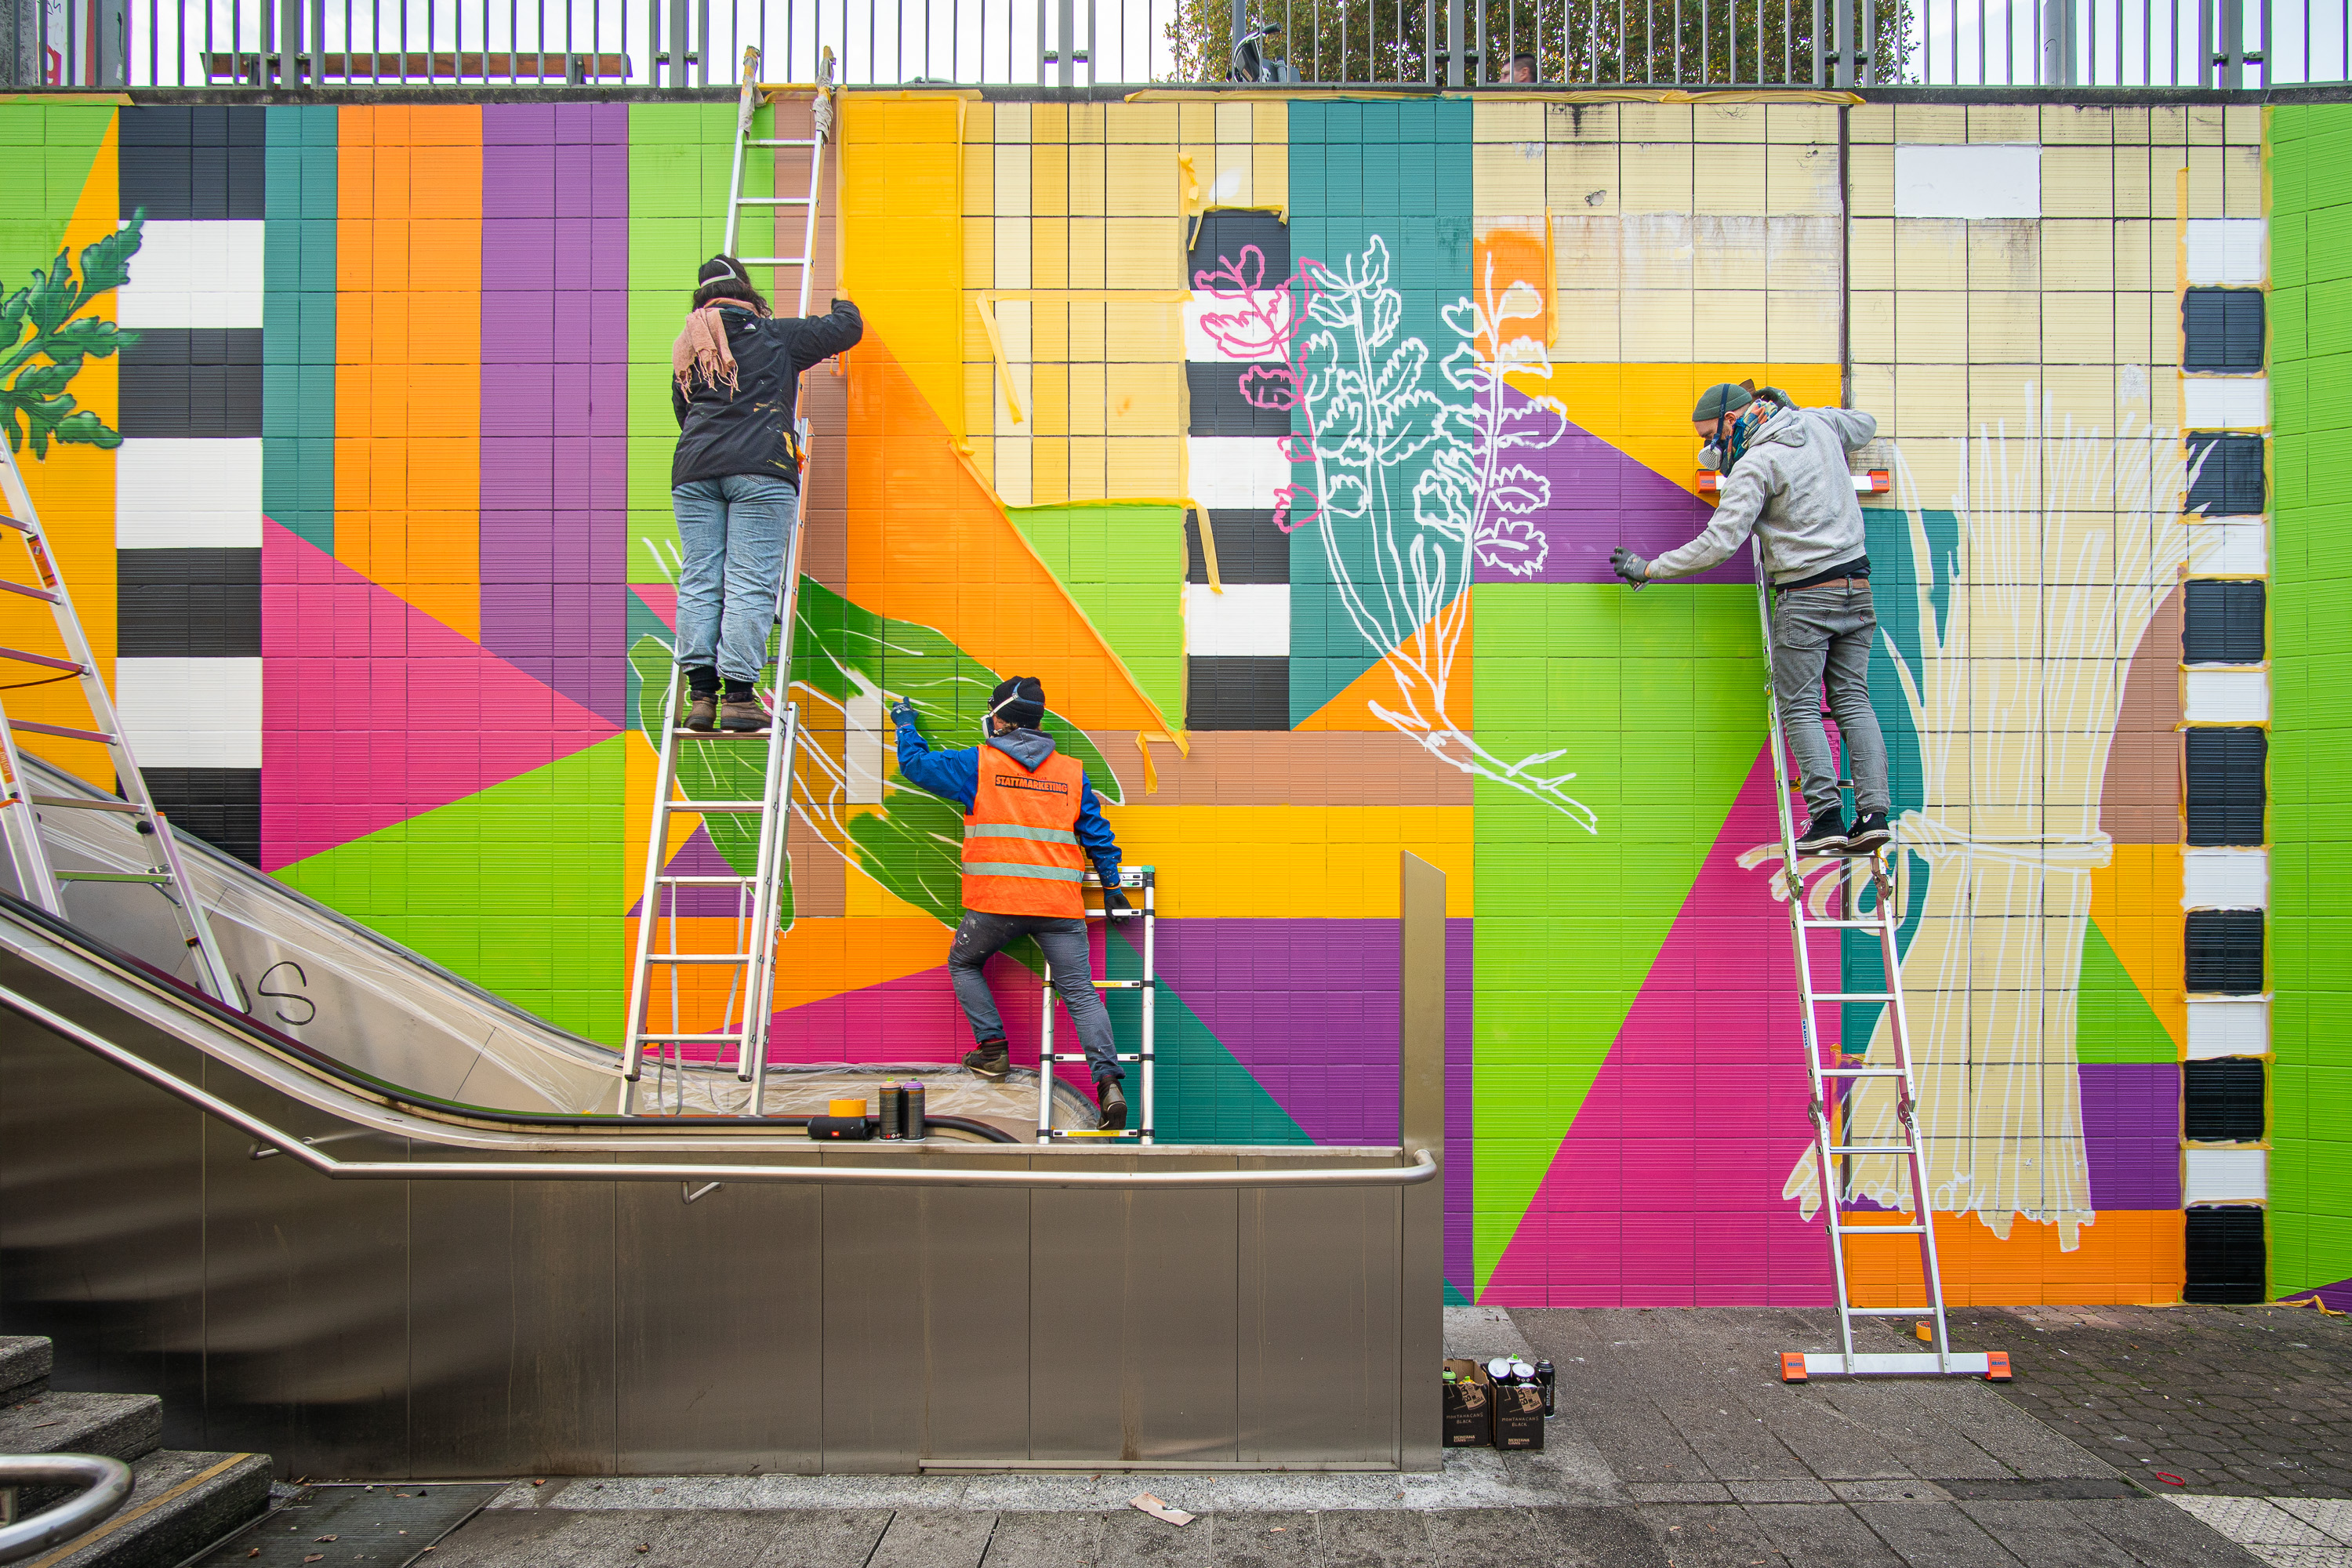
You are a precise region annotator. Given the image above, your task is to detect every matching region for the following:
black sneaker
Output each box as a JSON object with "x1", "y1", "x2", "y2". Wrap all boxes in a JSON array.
[
  {"x1": 1795, "y1": 814, "x2": 1849, "y2": 854},
  {"x1": 1844, "y1": 811, "x2": 1893, "y2": 855},
  {"x1": 1094, "y1": 1077, "x2": 1128, "y2": 1132},
  {"x1": 962, "y1": 1041, "x2": 1011, "y2": 1080}
]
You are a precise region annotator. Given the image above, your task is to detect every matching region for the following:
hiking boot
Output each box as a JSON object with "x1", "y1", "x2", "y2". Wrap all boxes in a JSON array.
[
  {"x1": 718, "y1": 696, "x2": 769, "y2": 733},
  {"x1": 963, "y1": 1040, "x2": 1011, "y2": 1080},
  {"x1": 684, "y1": 692, "x2": 718, "y2": 731},
  {"x1": 1794, "y1": 813, "x2": 1848, "y2": 854},
  {"x1": 1844, "y1": 811, "x2": 1893, "y2": 855},
  {"x1": 1094, "y1": 1076, "x2": 1129, "y2": 1133}
]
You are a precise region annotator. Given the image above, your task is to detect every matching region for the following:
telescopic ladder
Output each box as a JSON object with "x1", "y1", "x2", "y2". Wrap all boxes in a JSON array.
[
  {"x1": 1754, "y1": 539, "x2": 2007, "y2": 1383},
  {"x1": 0, "y1": 438, "x2": 236, "y2": 1004},
  {"x1": 1036, "y1": 866, "x2": 1156, "y2": 1143},
  {"x1": 621, "y1": 47, "x2": 833, "y2": 1114}
]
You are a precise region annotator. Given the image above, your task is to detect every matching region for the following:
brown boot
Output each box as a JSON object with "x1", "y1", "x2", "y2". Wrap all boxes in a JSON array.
[
  {"x1": 684, "y1": 692, "x2": 717, "y2": 731},
  {"x1": 718, "y1": 696, "x2": 770, "y2": 733}
]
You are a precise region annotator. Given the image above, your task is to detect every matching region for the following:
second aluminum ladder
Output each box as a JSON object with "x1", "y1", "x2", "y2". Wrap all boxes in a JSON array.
[
  {"x1": 1036, "y1": 866, "x2": 1156, "y2": 1143},
  {"x1": 621, "y1": 49, "x2": 833, "y2": 1113},
  {"x1": 1755, "y1": 537, "x2": 2008, "y2": 1383}
]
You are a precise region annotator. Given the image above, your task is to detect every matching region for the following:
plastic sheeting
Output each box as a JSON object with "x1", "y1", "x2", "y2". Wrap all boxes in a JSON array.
[{"x1": 9, "y1": 755, "x2": 1087, "y2": 1134}]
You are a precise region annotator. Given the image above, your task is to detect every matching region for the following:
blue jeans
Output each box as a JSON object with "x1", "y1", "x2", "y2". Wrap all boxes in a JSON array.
[{"x1": 671, "y1": 474, "x2": 799, "y2": 688}]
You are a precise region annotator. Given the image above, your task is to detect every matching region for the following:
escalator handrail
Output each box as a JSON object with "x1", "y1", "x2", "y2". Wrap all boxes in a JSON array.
[
  {"x1": 4, "y1": 979, "x2": 1437, "y2": 1189},
  {"x1": 0, "y1": 1454, "x2": 133, "y2": 1564}
]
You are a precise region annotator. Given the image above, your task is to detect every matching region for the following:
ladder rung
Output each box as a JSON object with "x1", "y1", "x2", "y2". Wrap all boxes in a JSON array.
[
  {"x1": 633, "y1": 1032, "x2": 746, "y2": 1042},
  {"x1": 30, "y1": 795, "x2": 141, "y2": 813},
  {"x1": 1814, "y1": 992, "x2": 1896, "y2": 1004},
  {"x1": 737, "y1": 256, "x2": 809, "y2": 267},
  {"x1": 0, "y1": 645, "x2": 84, "y2": 673},
  {"x1": 54, "y1": 870, "x2": 170, "y2": 884},
  {"x1": 1042, "y1": 1051, "x2": 1148, "y2": 1063},
  {"x1": 748, "y1": 136, "x2": 820, "y2": 146},
  {"x1": 657, "y1": 874, "x2": 757, "y2": 885},
  {"x1": 1801, "y1": 918, "x2": 1888, "y2": 931},
  {"x1": 1091, "y1": 979, "x2": 1151, "y2": 989},
  {"x1": 1820, "y1": 1067, "x2": 1905, "y2": 1078},
  {"x1": 13, "y1": 720, "x2": 114, "y2": 744},
  {"x1": 0, "y1": 579, "x2": 60, "y2": 603},
  {"x1": 1828, "y1": 1145, "x2": 1917, "y2": 1156},
  {"x1": 662, "y1": 800, "x2": 768, "y2": 812},
  {"x1": 1831, "y1": 1222, "x2": 1930, "y2": 1236},
  {"x1": 0, "y1": 514, "x2": 27, "y2": 534},
  {"x1": 647, "y1": 953, "x2": 756, "y2": 964},
  {"x1": 734, "y1": 195, "x2": 814, "y2": 205},
  {"x1": 1843, "y1": 1305, "x2": 1939, "y2": 1316}
]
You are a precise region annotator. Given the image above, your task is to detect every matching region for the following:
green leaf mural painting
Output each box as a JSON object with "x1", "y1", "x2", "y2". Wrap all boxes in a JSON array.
[{"x1": 0, "y1": 214, "x2": 143, "y2": 457}]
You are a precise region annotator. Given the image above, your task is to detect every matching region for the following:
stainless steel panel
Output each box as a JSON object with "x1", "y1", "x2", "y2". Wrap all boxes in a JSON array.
[
  {"x1": 1236, "y1": 1185, "x2": 1401, "y2": 1464},
  {"x1": 1029, "y1": 1160, "x2": 1240, "y2": 1464},
  {"x1": 615, "y1": 1157, "x2": 824, "y2": 1473},
  {"x1": 1398, "y1": 852, "x2": 1447, "y2": 1471},
  {"x1": 405, "y1": 1163, "x2": 619, "y2": 1477}
]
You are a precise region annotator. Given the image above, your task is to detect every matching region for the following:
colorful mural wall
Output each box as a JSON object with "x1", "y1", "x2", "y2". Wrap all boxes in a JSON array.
[{"x1": 0, "y1": 85, "x2": 2325, "y2": 1308}]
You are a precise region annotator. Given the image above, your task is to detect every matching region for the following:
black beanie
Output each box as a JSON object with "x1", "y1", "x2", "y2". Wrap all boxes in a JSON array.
[{"x1": 988, "y1": 675, "x2": 1046, "y2": 730}]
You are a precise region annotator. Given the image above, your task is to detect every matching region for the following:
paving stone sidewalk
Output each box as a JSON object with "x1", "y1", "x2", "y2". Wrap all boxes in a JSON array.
[{"x1": 407, "y1": 1306, "x2": 2299, "y2": 1567}]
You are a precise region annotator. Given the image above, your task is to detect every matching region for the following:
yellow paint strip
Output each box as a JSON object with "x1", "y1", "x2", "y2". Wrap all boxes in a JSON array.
[
  {"x1": 23, "y1": 1454, "x2": 253, "y2": 1568},
  {"x1": 975, "y1": 289, "x2": 1190, "y2": 425}
]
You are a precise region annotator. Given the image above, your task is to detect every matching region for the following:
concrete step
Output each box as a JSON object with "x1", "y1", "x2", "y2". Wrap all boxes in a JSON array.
[
  {"x1": 0, "y1": 1335, "x2": 51, "y2": 1405},
  {"x1": 33, "y1": 1448, "x2": 273, "y2": 1568},
  {"x1": 0, "y1": 1389, "x2": 164, "y2": 1515}
]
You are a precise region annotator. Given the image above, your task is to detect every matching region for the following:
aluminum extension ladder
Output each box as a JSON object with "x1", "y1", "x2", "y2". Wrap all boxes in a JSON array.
[
  {"x1": 0, "y1": 438, "x2": 236, "y2": 1004},
  {"x1": 1754, "y1": 539, "x2": 2008, "y2": 1383},
  {"x1": 1037, "y1": 866, "x2": 1156, "y2": 1143},
  {"x1": 620, "y1": 48, "x2": 833, "y2": 1113}
]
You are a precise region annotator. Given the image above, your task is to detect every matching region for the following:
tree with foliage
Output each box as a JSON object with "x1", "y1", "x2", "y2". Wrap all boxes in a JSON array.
[
  {"x1": 1164, "y1": 0, "x2": 1911, "y2": 85},
  {"x1": 0, "y1": 213, "x2": 144, "y2": 457}
]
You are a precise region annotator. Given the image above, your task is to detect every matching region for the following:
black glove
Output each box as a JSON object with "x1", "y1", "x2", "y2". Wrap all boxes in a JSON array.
[
  {"x1": 1101, "y1": 884, "x2": 1134, "y2": 915},
  {"x1": 1610, "y1": 546, "x2": 1650, "y2": 586}
]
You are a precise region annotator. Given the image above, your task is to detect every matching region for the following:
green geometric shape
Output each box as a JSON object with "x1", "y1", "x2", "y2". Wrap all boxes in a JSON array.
[
  {"x1": 0, "y1": 103, "x2": 112, "y2": 287},
  {"x1": 2075, "y1": 917, "x2": 2182, "y2": 1065},
  {"x1": 1104, "y1": 928, "x2": 1309, "y2": 1145},
  {"x1": 628, "y1": 100, "x2": 775, "y2": 583},
  {"x1": 263, "y1": 105, "x2": 336, "y2": 554},
  {"x1": 274, "y1": 737, "x2": 630, "y2": 1044},
  {"x1": 1004, "y1": 501, "x2": 1185, "y2": 730},
  {"x1": 1469, "y1": 581, "x2": 1763, "y2": 1297}
]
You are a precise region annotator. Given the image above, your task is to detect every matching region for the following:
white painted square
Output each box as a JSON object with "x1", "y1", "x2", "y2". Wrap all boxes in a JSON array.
[
  {"x1": 1892, "y1": 144, "x2": 2040, "y2": 219},
  {"x1": 117, "y1": 438, "x2": 263, "y2": 548},
  {"x1": 2189, "y1": 517, "x2": 2267, "y2": 575},
  {"x1": 114, "y1": 657, "x2": 262, "y2": 768},
  {"x1": 114, "y1": 220, "x2": 266, "y2": 330},
  {"x1": 845, "y1": 692, "x2": 884, "y2": 805},
  {"x1": 1186, "y1": 436, "x2": 1293, "y2": 510},
  {"x1": 2183, "y1": 848, "x2": 2268, "y2": 911},
  {"x1": 2183, "y1": 1148, "x2": 2267, "y2": 1203},
  {"x1": 1185, "y1": 582, "x2": 1290, "y2": 658},
  {"x1": 2184, "y1": 669, "x2": 2270, "y2": 723},
  {"x1": 1183, "y1": 292, "x2": 1291, "y2": 361},
  {"x1": 2187, "y1": 997, "x2": 2270, "y2": 1059},
  {"x1": 2186, "y1": 219, "x2": 2267, "y2": 286},
  {"x1": 2182, "y1": 376, "x2": 2267, "y2": 430}
]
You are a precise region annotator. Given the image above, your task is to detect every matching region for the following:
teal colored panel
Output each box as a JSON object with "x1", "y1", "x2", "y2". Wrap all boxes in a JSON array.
[
  {"x1": 1104, "y1": 929, "x2": 1310, "y2": 1146},
  {"x1": 263, "y1": 105, "x2": 336, "y2": 554}
]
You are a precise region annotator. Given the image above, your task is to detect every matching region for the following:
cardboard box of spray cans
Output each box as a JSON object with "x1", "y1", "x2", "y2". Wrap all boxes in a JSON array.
[
  {"x1": 1482, "y1": 1356, "x2": 1552, "y2": 1451},
  {"x1": 1439, "y1": 1358, "x2": 1492, "y2": 1446}
]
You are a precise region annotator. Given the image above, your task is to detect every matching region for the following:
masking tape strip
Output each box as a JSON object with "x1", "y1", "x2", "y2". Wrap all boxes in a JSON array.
[{"x1": 1135, "y1": 731, "x2": 1160, "y2": 794}]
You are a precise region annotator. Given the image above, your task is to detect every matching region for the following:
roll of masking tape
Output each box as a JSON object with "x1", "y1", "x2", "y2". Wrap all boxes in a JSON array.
[{"x1": 827, "y1": 1097, "x2": 867, "y2": 1119}]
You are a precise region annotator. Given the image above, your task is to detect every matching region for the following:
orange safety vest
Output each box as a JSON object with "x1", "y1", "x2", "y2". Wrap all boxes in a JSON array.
[{"x1": 960, "y1": 749, "x2": 1090, "y2": 917}]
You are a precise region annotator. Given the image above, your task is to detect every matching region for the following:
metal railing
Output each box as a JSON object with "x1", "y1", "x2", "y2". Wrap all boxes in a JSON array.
[
  {"x1": 0, "y1": 1456, "x2": 133, "y2": 1565},
  {"x1": 9, "y1": 0, "x2": 2336, "y2": 85}
]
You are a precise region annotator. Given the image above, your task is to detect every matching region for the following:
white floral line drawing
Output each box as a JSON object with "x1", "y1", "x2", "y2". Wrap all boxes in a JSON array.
[
  {"x1": 1191, "y1": 233, "x2": 1596, "y2": 830},
  {"x1": 1747, "y1": 389, "x2": 2194, "y2": 1252}
]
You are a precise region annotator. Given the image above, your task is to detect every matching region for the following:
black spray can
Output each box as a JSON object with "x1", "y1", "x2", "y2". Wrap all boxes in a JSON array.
[
  {"x1": 1534, "y1": 1359, "x2": 1555, "y2": 1417},
  {"x1": 906, "y1": 1081, "x2": 927, "y2": 1141},
  {"x1": 1486, "y1": 1356, "x2": 1515, "y2": 1386},
  {"x1": 880, "y1": 1081, "x2": 902, "y2": 1140}
]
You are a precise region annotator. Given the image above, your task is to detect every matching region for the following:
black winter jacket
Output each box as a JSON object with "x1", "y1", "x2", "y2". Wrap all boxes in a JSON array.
[{"x1": 670, "y1": 298, "x2": 864, "y2": 488}]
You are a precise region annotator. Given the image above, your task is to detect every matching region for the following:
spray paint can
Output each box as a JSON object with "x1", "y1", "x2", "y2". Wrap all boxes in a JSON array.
[
  {"x1": 1486, "y1": 1356, "x2": 1515, "y2": 1386},
  {"x1": 906, "y1": 1080, "x2": 927, "y2": 1141},
  {"x1": 1534, "y1": 1359, "x2": 1555, "y2": 1418},
  {"x1": 880, "y1": 1081, "x2": 902, "y2": 1140}
]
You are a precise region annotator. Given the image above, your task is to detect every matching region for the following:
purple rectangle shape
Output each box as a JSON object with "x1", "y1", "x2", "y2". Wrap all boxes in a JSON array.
[{"x1": 2080, "y1": 1063, "x2": 2182, "y2": 1210}]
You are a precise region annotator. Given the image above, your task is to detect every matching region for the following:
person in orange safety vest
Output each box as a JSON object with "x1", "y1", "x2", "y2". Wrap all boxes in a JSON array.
[{"x1": 890, "y1": 676, "x2": 1131, "y2": 1131}]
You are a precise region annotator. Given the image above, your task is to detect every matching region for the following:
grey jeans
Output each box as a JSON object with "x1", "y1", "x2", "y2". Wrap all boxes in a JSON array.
[
  {"x1": 948, "y1": 912, "x2": 1124, "y2": 1083},
  {"x1": 1770, "y1": 579, "x2": 1891, "y2": 826}
]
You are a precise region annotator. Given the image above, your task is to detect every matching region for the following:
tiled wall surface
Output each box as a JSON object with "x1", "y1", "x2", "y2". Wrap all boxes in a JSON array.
[{"x1": 2, "y1": 88, "x2": 2330, "y2": 1307}]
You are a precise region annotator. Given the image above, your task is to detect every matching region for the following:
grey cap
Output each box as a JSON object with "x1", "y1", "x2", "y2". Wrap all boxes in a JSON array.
[{"x1": 1693, "y1": 382, "x2": 1755, "y2": 422}]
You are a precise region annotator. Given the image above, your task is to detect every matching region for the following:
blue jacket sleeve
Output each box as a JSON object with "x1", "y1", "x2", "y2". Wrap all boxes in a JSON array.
[
  {"x1": 1076, "y1": 774, "x2": 1121, "y2": 885},
  {"x1": 891, "y1": 717, "x2": 978, "y2": 813}
]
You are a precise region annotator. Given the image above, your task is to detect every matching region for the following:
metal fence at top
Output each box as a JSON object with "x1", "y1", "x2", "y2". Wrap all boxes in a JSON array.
[{"x1": 0, "y1": 0, "x2": 2341, "y2": 92}]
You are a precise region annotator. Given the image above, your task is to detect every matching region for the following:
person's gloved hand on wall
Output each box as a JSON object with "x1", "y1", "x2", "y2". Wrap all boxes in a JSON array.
[{"x1": 1610, "y1": 546, "x2": 1650, "y2": 586}]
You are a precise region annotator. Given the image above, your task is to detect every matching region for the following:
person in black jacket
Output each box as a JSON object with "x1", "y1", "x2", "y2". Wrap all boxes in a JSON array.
[{"x1": 670, "y1": 256, "x2": 864, "y2": 731}]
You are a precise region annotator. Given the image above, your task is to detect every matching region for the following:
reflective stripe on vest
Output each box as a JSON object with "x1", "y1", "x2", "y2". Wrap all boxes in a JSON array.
[{"x1": 961, "y1": 747, "x2": 1089, "y2": 917}]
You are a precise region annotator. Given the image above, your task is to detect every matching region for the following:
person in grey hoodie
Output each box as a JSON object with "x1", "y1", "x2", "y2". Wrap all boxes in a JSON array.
[{"x1": 1610, "y1": 383, "x2": 1892, "y2": 856}]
